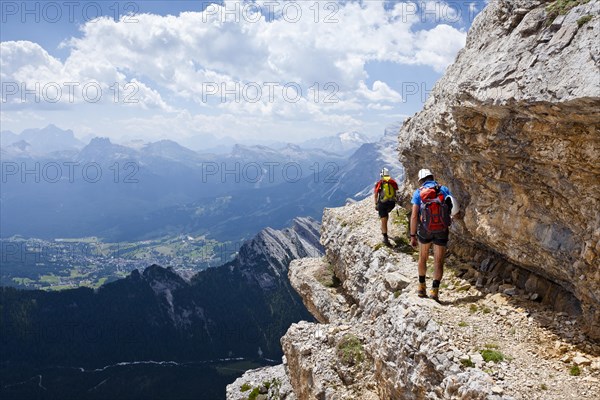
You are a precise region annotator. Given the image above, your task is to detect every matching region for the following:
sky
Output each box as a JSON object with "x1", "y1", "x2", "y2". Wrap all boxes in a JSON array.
[{"x1": 0, "y1": 0, "x2": 487, "y2": 145}]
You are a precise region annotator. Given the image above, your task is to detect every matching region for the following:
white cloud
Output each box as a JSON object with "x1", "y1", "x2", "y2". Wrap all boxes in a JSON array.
[
  {"x1": 357, "y1": 80, "x2": 403, "y2": 103},
  {"x1": 1, "y1": 0, "x2": 468, "y2": 140},
  {"x1": 367, "y1": 103, "x2": 395, "y2": 111},
  {"x1": 413, "y1": 24, "x2": 466, "y2": 73},
  {"x1": 0, "y1": 41, "x2": 173, "y2": 111}
]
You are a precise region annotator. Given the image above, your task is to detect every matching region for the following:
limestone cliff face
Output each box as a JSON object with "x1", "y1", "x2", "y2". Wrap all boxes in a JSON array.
[{"x1": 397, "y1": 0, "x2": 600, "y2": 338}]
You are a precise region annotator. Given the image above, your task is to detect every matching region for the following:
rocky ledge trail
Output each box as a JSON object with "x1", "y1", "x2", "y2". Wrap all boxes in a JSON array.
[{"x1": 227, "y1": 198, "x2": 599, "y2": 400}]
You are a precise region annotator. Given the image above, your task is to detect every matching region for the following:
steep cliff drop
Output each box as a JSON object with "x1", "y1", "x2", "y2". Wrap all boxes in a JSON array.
[
  {"x1": 397, "y1": 0, "x2": 600, "y2": 340},
  {"x1": 229, "y1": 198, "x2": 599, "y2": 399}
]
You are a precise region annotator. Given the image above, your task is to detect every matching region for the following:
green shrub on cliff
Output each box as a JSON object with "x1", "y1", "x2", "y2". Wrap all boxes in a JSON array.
[
  {"x1": 577, "y1": 14, "x2": 593, "y2": 26},
  {"x1": 337, "y1": 334, "x2": 364, "y2": 366},
  {"x1": 547, "y1": 0, "x2": 591, "y2": 20}
]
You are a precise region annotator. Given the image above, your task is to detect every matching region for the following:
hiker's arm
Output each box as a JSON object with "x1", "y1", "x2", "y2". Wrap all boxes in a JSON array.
[
  {"x1": 447, "y1": 195, "x2": 460, "y2": 217},
  {"x1": 410, "y1": 204, "x2": 419, "y2": 246},
  {"x1": 410, "y1": 205, "x2": 419, "y2": 236},
  {"x1": 373, "y1": 182, "x2": 380, "y2": 205}
]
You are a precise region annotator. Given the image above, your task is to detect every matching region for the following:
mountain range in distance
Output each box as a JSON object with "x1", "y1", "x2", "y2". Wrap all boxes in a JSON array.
[
  {"x1": 0, "y1": 124, "x2": 403, "y2": 243},
  {"x1": 0, "y1": 123, "x2": 404, "y2": 400},
  {"x1": 0, "y1": 124, "x2": 376, "y2": 158}
]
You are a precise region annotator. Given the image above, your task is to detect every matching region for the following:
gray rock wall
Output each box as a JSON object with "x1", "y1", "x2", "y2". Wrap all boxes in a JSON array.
[{"x1": 397, "y1": 0, "x2": 600, "y2": 338}]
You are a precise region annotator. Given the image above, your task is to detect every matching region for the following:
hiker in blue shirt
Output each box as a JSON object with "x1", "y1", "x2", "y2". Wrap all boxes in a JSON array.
[{"x1": 409, "y1": 168, "x2": 459, "y2": 301}]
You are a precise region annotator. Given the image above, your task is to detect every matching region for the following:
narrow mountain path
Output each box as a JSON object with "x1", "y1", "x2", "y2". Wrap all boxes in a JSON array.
[{"x1": 345, "y1": 199, "x2": 600, "y2": 399}]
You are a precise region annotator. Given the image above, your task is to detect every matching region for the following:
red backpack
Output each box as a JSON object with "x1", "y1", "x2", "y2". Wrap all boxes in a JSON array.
[{"x1": 419, "y1": 185, "x2": 451, "y2": 233}]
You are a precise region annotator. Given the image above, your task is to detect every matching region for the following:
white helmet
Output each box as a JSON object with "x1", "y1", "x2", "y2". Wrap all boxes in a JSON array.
[
  {"x1": 418, "y1": 168, "x2": 433, "y2": 181},
  {"x1": 380, "y1": 167, "x2": 390, "y2": 177}
]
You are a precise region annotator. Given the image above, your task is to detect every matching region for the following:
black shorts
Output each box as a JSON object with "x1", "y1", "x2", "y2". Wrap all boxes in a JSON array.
[
  {"x1": 377, "y1": 201, "x2": 395, "y2": 218},
  {"x1": 417, "y1": 226, "x2": 449, "y2": 246}
]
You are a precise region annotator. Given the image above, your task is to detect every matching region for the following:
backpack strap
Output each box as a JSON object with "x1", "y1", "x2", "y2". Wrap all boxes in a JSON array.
[{"x1": 376, "y1": 179, "x2": 384, "y2": 202}]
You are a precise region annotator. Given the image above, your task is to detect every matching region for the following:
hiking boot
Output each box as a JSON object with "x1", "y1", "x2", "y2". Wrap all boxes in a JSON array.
[
  {"x1": 430, "y1": 287, "x2": 440, "y2": 301},
  {"x1": 417, "y1": 283, "x2": 427, "y2": 298},
  {"x1": 382, "y1": 234, "x2": 391, "y2": 246}
]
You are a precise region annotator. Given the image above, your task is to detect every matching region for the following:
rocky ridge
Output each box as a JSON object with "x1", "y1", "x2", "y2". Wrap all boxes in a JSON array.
[
  {"x1": 227, "y1": 199, "x2": 600, "y2": 399},
  {"x1": 396, "y1": 0, "x2": 600, "y2": 338},
  {"x1": 237, "y1": 217, "x2": 324, "y2": 290}
]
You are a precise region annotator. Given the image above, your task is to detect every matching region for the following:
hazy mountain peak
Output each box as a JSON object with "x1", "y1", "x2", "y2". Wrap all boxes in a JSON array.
[
  {"x1": 78, "y1": 137, "x2": 137, "y2": 162},
  {"x1": 21, "y1": 124, "x2": 74, "y2": 138},
  {"x1": 122, "y1": 139, "x2": 148, "y2": 150},
  {"x1": 230, "y1": 143, "x2": 279, "y2": 159},
  {"x1": 338, "y1": 130, "x2": 369, "y2": 143},
  {"x1": 87, "y1": 137, "x2": 113, "y2": 147},
  {"x1": 0, "y1": 130, "x2": 20, "y2": 147},
  {"x1": 147, "y1": 139, "x2": 182, "y2": 148},
  {"x1": 319, "y1": 127, "x2": 405, "y2": 200},
  {"x1": 11, "y1": 139, "x2": 31, "y2": 151},
  {"x1": 300, "y1": 131, "x2": 372, "y2": 156},
  {"x1": 15, "y1": 124, "x2": 83, "y2": 154},
  {"x1": 1, "y1": 139, "x2": 33, "y2": 158},
  {"x1": 284, "y1": 143, "x2": 302, "y2": 151},
  {"x1": 142, "y1": 139, "x2": 199, "y2": 158}
]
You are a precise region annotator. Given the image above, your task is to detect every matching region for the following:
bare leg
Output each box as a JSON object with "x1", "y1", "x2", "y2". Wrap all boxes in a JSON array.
[
  {"x1": 381, "y1": 217, "x2": 388, "y2": 234},
  {"x1": 418, "y1": 242, "x2": 432, "y2": 277},
  {"x1": 433, "y1": 244, "x2": 446, "y2": 281}
]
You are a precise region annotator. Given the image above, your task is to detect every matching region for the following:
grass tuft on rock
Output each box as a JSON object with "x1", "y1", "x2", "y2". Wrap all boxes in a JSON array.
[
  {"x1": 577, "y1": 14, "x2": 593, "y2": 26},
  {"x1": 546, "y1": 0, "x2": 591, "y2": 24},
  {"x1": 461, "y1": 358, "x2": 475, "y2": 368},
  {"x1": 336, "y1": 334, "x2": 365, "y2": 366},
  {"x1": 569, "y1": 365, "x2": 581, "y2": 376},
  {"x1": 547, "y1": 0, "x2": 590, "y2": 16},
  {"x1": 240, "y1": 382, "x2": 252, "y2": 392},
  {"x1": 480, "y1": 349, "x2": 505, "y2": 363},
  {"x1": 373, "y1": 242, "x2": 386, "y2": 251}
]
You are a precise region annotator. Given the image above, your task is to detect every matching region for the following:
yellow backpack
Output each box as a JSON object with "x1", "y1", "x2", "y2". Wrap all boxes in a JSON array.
[{"x1": 379, "y1": 177, "x2": 396, "y2": 202}]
